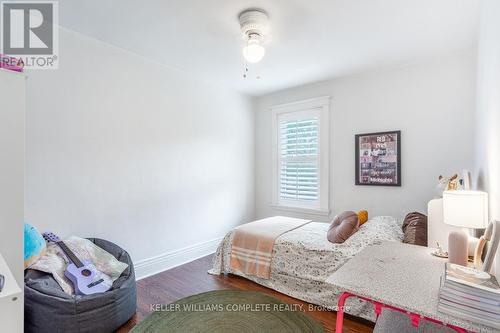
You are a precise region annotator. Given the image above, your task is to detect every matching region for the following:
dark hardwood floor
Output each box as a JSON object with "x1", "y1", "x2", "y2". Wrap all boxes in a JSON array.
[{"x1": 116, "y1": 254, "x2": 374, "y2": 333}]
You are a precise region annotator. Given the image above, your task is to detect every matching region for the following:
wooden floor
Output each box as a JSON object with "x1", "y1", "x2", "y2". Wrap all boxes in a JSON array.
[{"x1": 116, "y1": 254, "x2": 374, "y2": 333}]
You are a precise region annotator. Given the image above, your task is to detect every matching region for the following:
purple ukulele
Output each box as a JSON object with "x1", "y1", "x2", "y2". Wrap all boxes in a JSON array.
[{"x1": 42, "y1": 232, "x2": 111, "y2": 295}]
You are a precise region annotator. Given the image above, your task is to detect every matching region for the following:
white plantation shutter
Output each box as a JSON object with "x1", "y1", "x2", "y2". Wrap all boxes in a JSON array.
[
  {"x1": 279, "y1": 117, "x2": 319, "y2": 202},
  {"x1": 272, "y1": 97, "x2": 330, "y2": 213}
]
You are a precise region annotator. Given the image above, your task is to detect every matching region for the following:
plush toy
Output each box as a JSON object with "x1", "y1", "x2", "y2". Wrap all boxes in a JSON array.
[
  {"x1": 24, "y1": 223, "x2": 47, "y2": 269},
  {"x1": 436, "y1": 174, "x2": 461, "y2": 197},
  {"x1": 357, "y1": 210, "x2": 369, "y2": 226},
  {"x1": 436, "y1": 175, "x2": 449, "y2": 197}
]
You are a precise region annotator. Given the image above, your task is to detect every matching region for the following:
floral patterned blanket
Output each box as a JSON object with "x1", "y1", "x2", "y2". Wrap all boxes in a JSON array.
[{"x1": 209, "y1": 216, "x2": 404, "y2": 321}]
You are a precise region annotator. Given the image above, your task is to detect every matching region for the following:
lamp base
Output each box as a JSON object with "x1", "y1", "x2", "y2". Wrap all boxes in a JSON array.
[{"x1": 448, "y1": 230, "x2": 468, "y2": 266}]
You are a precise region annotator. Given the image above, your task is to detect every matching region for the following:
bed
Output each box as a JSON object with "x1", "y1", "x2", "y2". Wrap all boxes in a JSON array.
[{"x1": 209, "y1": 216, "x2": 404, "y2": 321}]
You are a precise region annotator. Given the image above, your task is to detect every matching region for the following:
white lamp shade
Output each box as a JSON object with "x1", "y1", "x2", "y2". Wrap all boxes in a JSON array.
[{"x1": 443, "y1": 190, "x2": 488, "y2": 228}]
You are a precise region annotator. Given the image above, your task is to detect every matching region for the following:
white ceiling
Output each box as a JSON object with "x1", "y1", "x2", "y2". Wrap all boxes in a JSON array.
[{"x1": 59, "y1": 0, "x2": 480, "y2": 96}]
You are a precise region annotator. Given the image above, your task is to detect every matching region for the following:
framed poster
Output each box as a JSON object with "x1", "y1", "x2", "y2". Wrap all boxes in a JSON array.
[{"x1": 355, "y1": 131, "x2": 401, "y2": 186}]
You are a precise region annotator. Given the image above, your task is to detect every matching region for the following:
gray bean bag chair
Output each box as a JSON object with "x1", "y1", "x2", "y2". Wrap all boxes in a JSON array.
[{"x1": 24, "y1": 238, "x2": 136, "y2": 333}]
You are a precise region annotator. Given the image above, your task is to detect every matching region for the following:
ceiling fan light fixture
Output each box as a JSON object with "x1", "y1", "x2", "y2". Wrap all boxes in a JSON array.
[
  {"x1": 242, "y1": 34, "x2": 265, "y2": 63},
  {"x1": 239, "y1": 9, "x2": 269, "y2": 64}
]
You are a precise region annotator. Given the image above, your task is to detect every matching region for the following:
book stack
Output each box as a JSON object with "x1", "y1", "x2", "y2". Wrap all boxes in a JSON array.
[{"x1": 438, "y1": 263, "x2": 500, "y2": 329}]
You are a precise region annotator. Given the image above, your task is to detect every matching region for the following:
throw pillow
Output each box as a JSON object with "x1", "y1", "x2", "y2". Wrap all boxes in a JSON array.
[
  {"x1": 358, "y1": 210, "x2": 369, "y2": 226},
  {"x1": 402, "y1": 212, "x2": 428, "y2": 246},
  {"x1": 327, "y1": 211, "x2": 359, "y2": 243}
]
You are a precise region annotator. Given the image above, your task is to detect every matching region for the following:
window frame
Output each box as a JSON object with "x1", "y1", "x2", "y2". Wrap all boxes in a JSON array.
[{"x1": 271, "y1": 96, "x2": 330, "y2": 215}]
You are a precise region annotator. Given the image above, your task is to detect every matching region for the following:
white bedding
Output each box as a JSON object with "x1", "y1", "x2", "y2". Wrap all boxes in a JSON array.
[{"x1": 209, "y1": 216, "x2": 404, "y2": 321}]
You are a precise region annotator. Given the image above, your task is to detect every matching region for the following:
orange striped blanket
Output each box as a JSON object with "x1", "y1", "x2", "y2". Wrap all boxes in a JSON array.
[{"x1": 230, "y1": 216, "x2": 311, "y2": 279}]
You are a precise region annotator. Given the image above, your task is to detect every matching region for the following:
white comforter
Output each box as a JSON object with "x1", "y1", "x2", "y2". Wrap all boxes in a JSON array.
[{"x1": 209, "y1": 216, "x2": 404, "y2": 321}]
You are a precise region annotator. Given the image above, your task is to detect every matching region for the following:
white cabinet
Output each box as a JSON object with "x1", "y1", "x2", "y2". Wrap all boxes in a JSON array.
[
  {"x1": 0, "y1": 68, "x2": 25, "y2": 332},
  {"x1": 0, "y1": 253, "x2": 23, "y2": 332}
]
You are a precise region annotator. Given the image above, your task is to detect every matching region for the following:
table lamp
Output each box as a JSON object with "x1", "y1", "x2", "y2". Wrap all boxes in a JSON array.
[{"x1": 443, "y1": 190, "x2": 488, "y2": 266}]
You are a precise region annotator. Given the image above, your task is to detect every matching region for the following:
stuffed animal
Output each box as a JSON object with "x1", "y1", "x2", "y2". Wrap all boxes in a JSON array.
[
  {"x1": 447, "y1": 174, "x2": 459, "y2": 190},
  {"x1": 436, "y1": 174, "x2": 461, "y2": 197},
  {"x1": 436, "y1": 175, "x2": 449, "y2": 198},
  {"x1": 24, "y1": 223, "x2": 47, "y2": 269}
]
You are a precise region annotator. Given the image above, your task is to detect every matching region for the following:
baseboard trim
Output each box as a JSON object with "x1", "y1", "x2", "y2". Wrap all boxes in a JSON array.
[{"x1": 134, "y1": 237, "x2": 223, "y2": 280}]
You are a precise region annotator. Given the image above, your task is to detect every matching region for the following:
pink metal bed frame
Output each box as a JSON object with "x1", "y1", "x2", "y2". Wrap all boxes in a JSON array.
[{"x1": 335, "y1": 292, "x2": 470, "y2": 333}]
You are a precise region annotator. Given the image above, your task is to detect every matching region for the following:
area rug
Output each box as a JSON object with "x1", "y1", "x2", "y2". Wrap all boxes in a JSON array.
[{"x1": 130, "y1": 290, "x2": 325, "y2": 333}]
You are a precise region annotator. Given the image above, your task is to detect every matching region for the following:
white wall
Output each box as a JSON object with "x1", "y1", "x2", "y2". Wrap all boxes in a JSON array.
[
  {"x1": 0, "y1": 70, "x2": 25, "y2": 286},
  {"x1": 25, "y1": 28, "x2": 255, "y2": 277},
  {"x1": 256, "y1": 52, "x2": 476, "y2": 221},
  {"x1": 475, "y1": 0, "x2": 500, "y2": 275}
]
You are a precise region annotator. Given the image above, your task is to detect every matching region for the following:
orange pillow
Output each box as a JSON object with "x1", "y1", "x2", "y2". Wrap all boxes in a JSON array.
[{"x1": 358, "y1": 210, "x2": 368, "y2": 226}]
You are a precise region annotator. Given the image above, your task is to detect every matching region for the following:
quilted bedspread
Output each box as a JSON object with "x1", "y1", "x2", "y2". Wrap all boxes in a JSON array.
[{"x1": 209, "y1": 216, "x2": 404, "y2": 321}]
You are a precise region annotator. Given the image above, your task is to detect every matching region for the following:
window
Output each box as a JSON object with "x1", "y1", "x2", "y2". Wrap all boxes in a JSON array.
[{"x1": 272, "y1": 97, "x2": 330, "y2": 214}]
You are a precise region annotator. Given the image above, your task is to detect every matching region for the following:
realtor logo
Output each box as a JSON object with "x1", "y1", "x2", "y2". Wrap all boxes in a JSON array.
[{"x1": 1, "y1": 1, "x2": 58, "y2": 69}]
